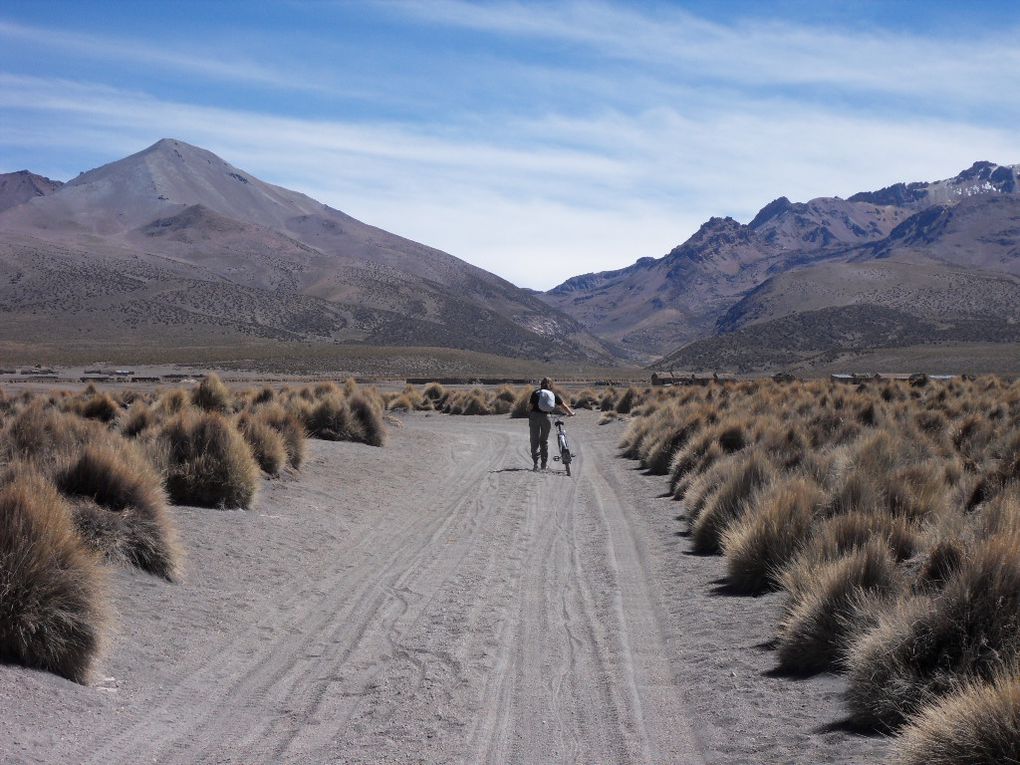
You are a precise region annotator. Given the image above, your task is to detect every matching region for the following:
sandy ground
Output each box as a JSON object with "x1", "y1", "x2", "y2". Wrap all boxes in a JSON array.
[{"x1": 0, "y1": 413, "x2": 889, "y2": 764}]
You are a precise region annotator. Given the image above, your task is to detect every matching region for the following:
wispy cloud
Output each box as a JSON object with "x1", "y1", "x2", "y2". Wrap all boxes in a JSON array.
[
  {"x1": 3, "y1": 71, "x2": 1017, "y2": 288},
  {"x1": 392, "y1": 1, "x2": 1020, "y2": 114},
  {"x1": 2, "y1": 2, "x2": 1020, "y2": 288}
]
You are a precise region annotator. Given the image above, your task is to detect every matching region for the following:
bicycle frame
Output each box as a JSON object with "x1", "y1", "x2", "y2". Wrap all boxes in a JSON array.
[{"x1": 553, "y1": 419, "x2": 573, "y2": 476}]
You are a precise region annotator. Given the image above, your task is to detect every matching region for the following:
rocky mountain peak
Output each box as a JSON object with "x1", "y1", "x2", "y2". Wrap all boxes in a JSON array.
[
  {"x1": 748, "y1": 197, "x2": 793, "y2": 229},
  {"x1": 0, "y1": 169, "x2": 64, "y2": 213}
]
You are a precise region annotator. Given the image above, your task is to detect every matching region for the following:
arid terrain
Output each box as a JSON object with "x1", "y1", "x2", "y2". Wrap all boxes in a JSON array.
[{"x1": 0, "y1": 410, "x2": 886, "y2": 764}]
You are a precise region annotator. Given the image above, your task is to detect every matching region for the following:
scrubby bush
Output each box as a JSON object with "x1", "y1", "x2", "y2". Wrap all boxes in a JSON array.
[
  {"x1": 846, "y1": 533, "x2": 1020, "y2": 728},
  {"x1": 53, "y1": 439, "x2": 179, "y2": 579},
  {"x1": 160, "y1": 388, "x2": 189, "y2": 415},
  {"x1": 777, "y1": 540, "x2": 899, "y2": 674},
  {"x1": 121, "y1": 401, "x2": 157, "y2": 438},
  {"x1": 891, "y1": 672, "x2": 1020, "y2": 765},
  {"x1": 2, "y1": 402, "x2": 100, "y2": 461},
  {"x1": 160, "y1": 411, "x2": 259, "y2": 509},
  {"x1": 423, "y1": 382, "x2": 446, "y2": 403},
  {"x1": 615, "y1": 387, "x2": 639, "y2": 414},
  {"x1": 237, "y1": 412, "x2": 287, "y2": 475},
  {"x1": 723, "y1": 476, "x2": 826, "y2": 594},
  {"x1": 192, "y1": 373, "x2": 233, "y2": 413},
  {"x1": 306, "y1": 395, "x2": 363, "y2": 442},
  {"x1": 0, "y1": 473, "x2": 107, "y2": 683},
  {"x1": 691, "y1": 451, "x2": 776, "y2": 554},
  {"x1": 255, "y1": 404, "x2": 306, "y2": 469},
  {"x1": 349, "y1": 393, "x2": 385, "y2": 447},
  {"x1": 77, "y1": 393, "x2": 120, "y2": 423}
]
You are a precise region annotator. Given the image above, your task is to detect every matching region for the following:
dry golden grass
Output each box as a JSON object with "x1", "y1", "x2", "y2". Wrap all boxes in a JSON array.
[
  {"x1": 777, "y1": 539, "x2": 899, "y2": 674},
  {"x1": 306, "y1": 394, "x2": 363, "y2": 442},
  {"x1": 237, "y1": 412, "x2": 287, "y2": 476},
  {"x1": 160, "y1": 411, "x2": 260, "y2": 509},
  {"x1": 891, "y1": 671, "x2": 1020, "y2": 765},
  {"x1": 619, "y1": 375, "x2": 1020, "y2": 750},
  {"x1": 846, "y1": 532, "x2": 1020, "y2": 728},
  {"x1": 722, "y1": 476, "x2": 826, "y2": 594},
  {"x1": 253, "y1": 403, "x2": 306, "y2": 469},
  {"x1": 51, "y1": 439, "x2": 181, "y2": 581},
  {"x1": 349, "y1": 392, "x2": 385, "y2": 447},
  {"x1": 192, "y1": 373, "x2": 233, "y2": 413},
  {"x1": 691, "y1": 451, "x2": 775, "y2": 554},
  {"x1": 0, "y1": 472, "x2": 107, "y2": 683},
  {"x1": 74, "y1": 392, "x2": 121, "y2": 423},
  {"x1": 121, "y1": 400, "x2": 158, "y2": 438}
]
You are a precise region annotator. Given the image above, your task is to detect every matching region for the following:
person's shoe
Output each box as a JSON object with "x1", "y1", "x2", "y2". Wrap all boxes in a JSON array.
[
  {"x1": 540, "y1": 462, "x2": 547, "y2": 471},
  {"x1": 533, "y1": 461, "x2": 539, "y2": 471}
]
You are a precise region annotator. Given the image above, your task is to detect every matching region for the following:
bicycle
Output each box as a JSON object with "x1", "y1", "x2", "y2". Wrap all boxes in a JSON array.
[{"x1": 551, "y1": 419, "x2": 574, "y2": 476}]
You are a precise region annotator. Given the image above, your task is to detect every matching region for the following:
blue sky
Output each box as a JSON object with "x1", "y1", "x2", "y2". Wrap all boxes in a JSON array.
[{"x1": 2, "y1": 1, "x2": 1019, "y2": 289}]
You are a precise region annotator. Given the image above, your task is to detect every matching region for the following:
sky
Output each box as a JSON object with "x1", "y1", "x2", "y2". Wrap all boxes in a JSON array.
[{"x1": 2, "y1": 1, "x2": 1019, "y2": 290}]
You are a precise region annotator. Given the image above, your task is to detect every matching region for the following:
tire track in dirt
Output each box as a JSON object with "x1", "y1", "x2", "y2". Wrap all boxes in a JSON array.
[
  {"x1": 468, "y1": 418, "x2": 701, "y2": 765},
  {"x1": 83, "y1": 421, "x2": 515, "y2": 764},
  {"x1": 13, "y1": 413, "x2": 703, "y2": 765}
]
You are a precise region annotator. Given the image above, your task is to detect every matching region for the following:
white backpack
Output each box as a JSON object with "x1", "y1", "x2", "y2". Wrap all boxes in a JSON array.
[{"x1": 537, "y1": 388, "x2": 556, "y2": 413}]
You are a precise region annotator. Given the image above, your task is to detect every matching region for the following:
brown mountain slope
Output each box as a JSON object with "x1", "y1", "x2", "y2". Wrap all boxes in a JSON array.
[
  {"x1": 543, "y1": 162, "x2": 1020, "y2": 362},
  {"x1": 660, "y1": 304, "x2": 1020, "y2": 374},
  {"x1": 541, "y1": 197, "x2": 912, "y2": 359},
  {"x1": 719, "y1": 194, "x2": 1020, "y2": 334},
  {"x1": 0, "y1": 139, "x2": 614, "y2": 363},
  {"x1": 0, "y1": 170, "x2": 63, "y2": 213}
]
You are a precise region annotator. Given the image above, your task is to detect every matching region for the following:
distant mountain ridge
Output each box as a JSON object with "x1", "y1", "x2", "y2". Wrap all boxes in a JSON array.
[
  {"x1": 542, "y1": 161, "x2": 1020, "y2": 369},
  {"x1": 0, "y1": 170, "x2": 63, "y2": 213},
  {"x1": 0, "y1": 139, "x2": 615, "y2": 363}
]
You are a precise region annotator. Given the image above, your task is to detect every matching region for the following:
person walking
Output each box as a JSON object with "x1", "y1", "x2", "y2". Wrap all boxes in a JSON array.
[{"x1": 528, "y1": 377, "x2": 574, "y2": 471}]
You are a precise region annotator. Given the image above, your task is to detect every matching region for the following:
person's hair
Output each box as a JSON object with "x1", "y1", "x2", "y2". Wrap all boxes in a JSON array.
[{"x1": 541, "y1": 377, "x2": 552, "y2": 389}]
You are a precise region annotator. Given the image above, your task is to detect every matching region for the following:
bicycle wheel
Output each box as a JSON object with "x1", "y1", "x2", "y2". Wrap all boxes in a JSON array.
[{"x1": 560, "y1": 442, "x2": 572, "y2": 476}]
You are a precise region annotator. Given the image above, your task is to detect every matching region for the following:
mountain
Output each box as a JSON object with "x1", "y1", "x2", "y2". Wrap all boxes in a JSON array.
[
  {"x1": 543, "y1": 162, "x2": 1020, "y2": 369},
  {"x1": 0, "y1": 139, "x2": 613, "y2": 364},
  {"x1": 541, "y1": 196, "x2": 914, "y2": 358},
  {"x1": 0, "y1": 170, "x2": 63, "y2": 213}
]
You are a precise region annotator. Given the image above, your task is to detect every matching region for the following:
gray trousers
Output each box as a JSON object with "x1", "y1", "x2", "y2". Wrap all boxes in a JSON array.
[{"x1": 529, "y1": 412, "x2": 551, "y2": 465}]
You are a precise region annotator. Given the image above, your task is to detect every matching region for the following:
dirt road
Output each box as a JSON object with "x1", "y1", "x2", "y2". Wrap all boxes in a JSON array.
[{"x1": 1, "y1": 414, "x2": 885, "y2": 764}]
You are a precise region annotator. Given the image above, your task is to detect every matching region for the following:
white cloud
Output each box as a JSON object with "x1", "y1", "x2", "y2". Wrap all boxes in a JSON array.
[
  {"x1": 393, "y1": 1, "x2": 1020, "y2": 111},
  {"x1": 2, "y1": 2, "x2": 1020, "y2": 289}
]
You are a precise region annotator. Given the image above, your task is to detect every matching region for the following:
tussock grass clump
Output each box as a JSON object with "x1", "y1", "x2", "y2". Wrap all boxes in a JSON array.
[
  {"x1": 891, "y1": 672, "x2": 1020, "y2": 765},
  {"x1": 192, "y1": 373, "x2": 233, "y2": 413},
  {"x1": 777, "y1": 539, "x2": 899, "y2": 674},
  {"x1": 0, "y1": 473, "x2": 107, "y2": 682},
  {"x1": 617, "y1": 376, "x2": 1020, "y2": 749},
  {"x1": 254, "y1": 404, "x2": 305, "y2": 469},
  {"x1": 159, "y1": 388, "x2": 189, "y2": 415},
  {"x1": 615, "y1": 387, "x2": 639, "y2": 414},
  {"x1": 387, "y1": 394, "x2": 416, "y2": 412},
  {"x1": 2, "y1": 402, "x2": 100, "y2": 461},
  {"x1": 600, "y1": 388, "x2": 619, "y2": 411},
  {"x1": 76, "y1": 393, "x2": 120, "y2": 423},
  {"x1": 423, "y1": 382, "x2": 446, "y2": 402},
  {"x1": 846, "y1": 533, "x2": 1020, "y2": 728},
  {"x1": 691, "y1": 451, "x2": 776, "y2": 554},
  {"x1": 723, "y1": 476, "x2": 827, "y2": 594},
  {"x1": 55, "y1": 440, "x2": 180, "y2": 581},
  {"x1": 160, "y1": 411, "x2": 259, "y2": 509},
  {"x1": 237, "y1": 412, "x2": 287, "y2": 475},
  {"x1": 510, "y1": 389, "x2": 531, "y2": 418},
  {"x1": 306, "y1": 394, "x2": 363, "y2": 442},
  {"x1": 349, "y1": 393, "x2": 385, "y2": 447},
  {"x1": 121, "y1": 401, "x2": 158, "y2": 438},
  {"x1": 252, "y1": 386, "x2": 275, "y2": 406}
]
